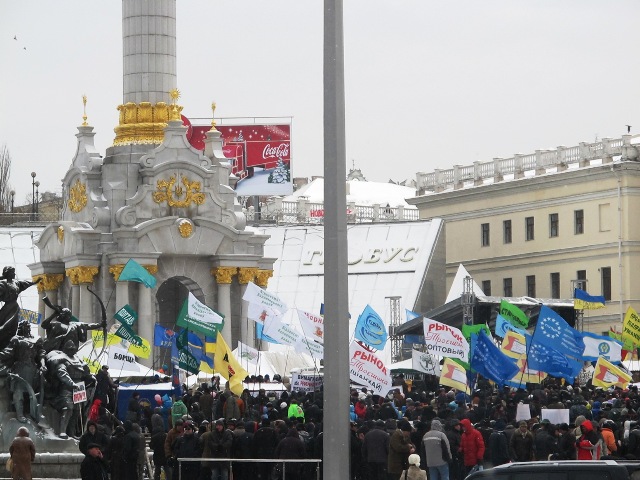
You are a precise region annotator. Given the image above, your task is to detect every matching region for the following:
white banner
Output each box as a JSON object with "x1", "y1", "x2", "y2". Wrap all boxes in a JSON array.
[
  {"x1": 107, "y1": 345, "x2": 140, "y2": 372},
  {"x1": 263, "y1": 318, "x2": 303, "y2": 346},
  {"x1": 248, "y1": 303, "x2": 283, "y2": 324},
  {"x1": 291, "y1": 373, "x2": 323, "y2": 392},
  {"x1": 243, "y1": 282, "x2": 287, "y2": 313},
  {"x1": 540, "y1": 409, "x2": 570, "y2": 426},
  {"x1": 237, "y1": 341, "x2": 260, "y2": 364},
  {"x1": 422, "y1": 317, "x2": 469, "y2": 361},
  {"x1": 349, "y1": 341, "x2": 392, "y2": 395},
  {"x1": 294, "y1": 336, "x2": 324, "y2": 359},
  {"x1": 411, "y1": 349, "x2": 441, "y2": 376},
  {"x1": 73, "y1": 381, "x2": 87, "y2": 404},
  {"x1": 515, "y1": 402, "x2": 531, "y2": 421},
  {"x1": 297, "y1": 309, "x2": 324, "y2": 344}
]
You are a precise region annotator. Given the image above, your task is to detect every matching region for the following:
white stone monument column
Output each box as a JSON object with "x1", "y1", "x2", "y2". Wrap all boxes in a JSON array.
[
  {"x1": 66, "y1": 266, "x2": 99, "y2": 322},
  {"x1": 238, "y1": 268, "x2": 258, "y2": 348},
  {"x1": 138, "y1": 282, "x2": 154, "y2": 367},
  {"x1": 110, "y1": 265, "x2": 131, "y2": 311},
  {"x1": 123, "y1": 0, "x2": 177, "y2": 104},
  {"x1": 212, "y1": 267, "x2": 237, "y2": 346}
]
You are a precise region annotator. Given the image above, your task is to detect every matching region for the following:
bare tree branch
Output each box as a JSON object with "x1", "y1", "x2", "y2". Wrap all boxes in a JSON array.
[{"x1": 0, "y1": 145, "x2": 12, "y2": 213}]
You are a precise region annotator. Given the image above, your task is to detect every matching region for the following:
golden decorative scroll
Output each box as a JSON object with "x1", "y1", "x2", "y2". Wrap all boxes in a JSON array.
[
  {"x1": 143, "y1": 265, "x2": 158, "y2": 275},
  {"x1": 66, "y1": 266, "x2": 99, "y2": 285},
  {"x1": 211, "y1": 267, "x2": 238, "y2": 284},
  {"x1": 32, "y1": 273, "x2": 65, "y2": 293},
  {"x1": 255, "y1": 269, "x2": 274, "y2": 287},
  {"x1": 68, "y1": 179, "x2": 88, "y2": 213},
  {"x1": 178, "y1": 220, "x2": 193, "y2": 238},
  {"x1": 109, "y1": 264, "x2": 125, "y2": 281},
  {"x1": 237, "y1": 267, "x2": 259, "y2": 285},
  {"x1": 57, "y1": 226, "x2": 64, "y2": 243},
  {"x1": 153, "y1": 175, "x2": 205, "y2": 208},
  {"x1": 113, "y1": 101, "x2": 182, "y2": 146}
]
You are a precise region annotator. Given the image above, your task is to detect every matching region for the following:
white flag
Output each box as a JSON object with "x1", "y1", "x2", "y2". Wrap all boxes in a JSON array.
[
  {"x1": 422, "y1": 317, "x2": 469, "y2": 361},
  {"x1": 349, "y1": 341, "x2": 392, "y2": 396},
  {"x1": 297, "y1": 309, "x2": 324, "y2": 344},
  {"x1": 262, "y1": 318, "x2": 303, "y2": 346},
  {"x1": 237, "y1": 341, "x2": 260, "y2": 364},
  {"x1": 247, "y1": 303, "x2": 282, "y2": 324},
  {"x1": 294, "y1": 336, "x2": 324, "y2": 359},
  {"x1": 106, "y1": 345, "x2": 140, "y2": 372},
  {"x1": 411, "y1": 349, "x2": 441, "y2": 376},
  {"x1": 242, "y1": 282, "x2": 287, "y2": 313}
]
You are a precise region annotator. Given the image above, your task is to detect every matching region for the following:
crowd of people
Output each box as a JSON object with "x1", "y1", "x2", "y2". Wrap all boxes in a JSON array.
[{"x1": 9, "y1": 369, "x2": 640, "y2": 480}]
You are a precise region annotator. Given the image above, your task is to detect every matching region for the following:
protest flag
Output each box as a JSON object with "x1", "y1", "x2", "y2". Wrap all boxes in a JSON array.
[
  {"x1": 470, "y1": 330, "x2": 519, "y2": 386},
  {"x1": 118, "y1": 259, "x2": 157, "y2": 288},
  {"x1": 622, "y1": 306, "x2": 640, "y2": 348},
  {"x1": 574, "y1": 288, "x2": 605, "y2": 310},
  {"x1": 499, "y1": 300, "x2": 529, "y2": 329},
  {"x1": 532, "y1": 306, "x2": 584, "y2": 358},
  {"x1": 214, "y1": 335, "x2": 249, "y2": 396},
  {"x1": 592, "y1": 357, "x2": 632, "y2": 389},
  {"x1": 354, "y1": 305, "x2": 388, "y2": 349},
  {"x1": 440, "y1": 357, "x2": 470, "y2": 394}
]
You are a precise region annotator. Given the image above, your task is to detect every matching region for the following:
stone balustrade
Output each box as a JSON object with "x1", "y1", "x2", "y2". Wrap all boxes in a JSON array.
[{"x1": 416, "y1": 134, "x2": 640, "y2": 195}]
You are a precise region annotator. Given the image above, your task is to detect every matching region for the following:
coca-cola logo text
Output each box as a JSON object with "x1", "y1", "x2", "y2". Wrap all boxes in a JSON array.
[{"x1": 262, "y1": 143, "x2": 290, "y2": 160}]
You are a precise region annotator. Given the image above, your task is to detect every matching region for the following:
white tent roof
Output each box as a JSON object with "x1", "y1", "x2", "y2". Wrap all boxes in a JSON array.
[
  {"x1": 78, "y1": 342, "x2": 166, "y2": 379},
  {"x1": 285, "y1": 177, "x2": 418, "y2": 208},
  {"x1": 231, "y1": 348, "x2": 317, "y2": 378},
  {"x1": 445, "y1": 263, "x2": 485, "y2": 304}
]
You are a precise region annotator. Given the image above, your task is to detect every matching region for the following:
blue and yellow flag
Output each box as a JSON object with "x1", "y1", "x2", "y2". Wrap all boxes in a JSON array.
[{"x1": 574, "y1": 288, "x2": 605, "y2": 310}]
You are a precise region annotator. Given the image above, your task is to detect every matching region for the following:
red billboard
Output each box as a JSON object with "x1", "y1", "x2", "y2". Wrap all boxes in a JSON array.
[{"x1": 186, "y1": 120, "x2": 293, "y2": 196}]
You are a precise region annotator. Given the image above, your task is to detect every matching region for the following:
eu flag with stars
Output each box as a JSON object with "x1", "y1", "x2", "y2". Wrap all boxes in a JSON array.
[
  {"x1": 532, "y1": 306, "x2": 584, "y2": 358},
  {"x1": 470, "y1": 330, "x2": 520, "y2": 387}
]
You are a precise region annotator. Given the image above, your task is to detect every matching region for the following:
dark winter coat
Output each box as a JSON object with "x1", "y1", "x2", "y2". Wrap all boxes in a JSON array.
[
  {"x1": 9, "y1": 434, "x2": 35, "y2": 480},
  {"x1": 362, "y1": 427, "x2": 390, "y2": 464}
]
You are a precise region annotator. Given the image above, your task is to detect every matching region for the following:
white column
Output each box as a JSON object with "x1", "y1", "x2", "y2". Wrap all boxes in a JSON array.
[
  {"x1": 71, "y1": 285, "x2": 80, "y2": 319},
  {"x1": 218, "y1": 282, "x2": 232, "y2": 346},
  {"x1": 138, "y1": 283, "x2": 154, "y2": 368},
  {"x1": 240, "y1": 284, "x2": 253, "y2": 348},
  {"x1": 79, "y1": 285, "x2": 94, "y2": 323},
  {"x1": 116, "y1": 281, "x2": 130, "y2": 311}
]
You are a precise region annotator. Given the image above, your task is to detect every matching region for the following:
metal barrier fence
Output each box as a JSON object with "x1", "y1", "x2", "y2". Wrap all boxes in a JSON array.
[{"x1": 177, "y1": 457, "x2": 322, "y2": 480}]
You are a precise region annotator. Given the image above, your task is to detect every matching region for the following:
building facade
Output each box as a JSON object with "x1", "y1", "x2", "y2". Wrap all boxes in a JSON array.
[{"x1": 409, "y1": 136, "x2": 640, "y2": 335}]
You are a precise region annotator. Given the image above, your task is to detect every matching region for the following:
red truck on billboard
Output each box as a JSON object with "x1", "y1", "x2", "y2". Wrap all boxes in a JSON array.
[{"x1": 186, "y1": 119, "x2": 291, "y2": 181}]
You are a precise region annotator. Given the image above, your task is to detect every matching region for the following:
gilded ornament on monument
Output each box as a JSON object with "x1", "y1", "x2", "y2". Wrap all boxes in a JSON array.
[
  {"x1": 109, "y1": 264, "x2": 125, "y2": 281},
  {"x1": 57, "y1": 226, "x2": 64, "y2": 243},
  {"x1": 178, "y1": 219, "x2": 194, "y2": 238},
  {"x1": 153, "y1": 175, "x2": 205, "y2": 208},
  {"x1": 65, "y1": 266, "x2": 99, "y2": 285},
  {"x1": 255, "y1": 269, "x2": 274, "y2": 287},
  {"x1": 68, "y1": 179, "x2": 88, "y2": 213},
  {"x1": 212, "y1": 267, "x2": 237, "y2": 284},
  {"x1": 237, "y1": 267, "x2": 259, "y2": 285}
]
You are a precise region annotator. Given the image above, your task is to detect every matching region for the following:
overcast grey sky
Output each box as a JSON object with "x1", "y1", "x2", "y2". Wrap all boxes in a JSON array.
[{"x1": 2, "y1": 1, "x2": 639, "y2": 203}]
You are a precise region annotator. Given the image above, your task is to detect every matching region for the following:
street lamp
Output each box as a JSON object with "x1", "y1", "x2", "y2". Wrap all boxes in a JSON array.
[
  {"x1": 31, "y1": 172, "x2": 36, "y2": 220},
  {"x1": 9, "y1": 190, "x2": 14, "y2": 213},
  {"x1": 35, "y1": 181, "x2": 40, "y2": 217}
]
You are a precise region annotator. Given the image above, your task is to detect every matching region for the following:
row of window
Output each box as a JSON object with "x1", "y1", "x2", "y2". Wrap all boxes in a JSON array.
[
  {"x1": 481, "y1": 210, "x2": 584, "y2": 246},
  {"x1": 480, "y1": 267, "x2": 611, "y2": 299}
]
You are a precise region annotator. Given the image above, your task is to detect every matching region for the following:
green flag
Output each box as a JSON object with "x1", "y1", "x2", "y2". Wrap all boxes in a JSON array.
[
  {"x1": 176, "y1": 292, "x2": 224, "y2": 338},
  {"x1": 461, "y1": 323, "x2": 491, "y2": 342},
  {"x1": 114, "y1": 323, "x2": 143, "y2": 347},
  {"x1": 499, "y1": 300, "x2": 529, "y2": 329},
  {"x1": 178, "y1": 348, "x2": 200, "y2": 375},
  {"x1": 114, "y1": 304, "x2": 138, "y2": 327},
  {"x1": 119, "y1": 259, "x2": 157, "y2": 288}
]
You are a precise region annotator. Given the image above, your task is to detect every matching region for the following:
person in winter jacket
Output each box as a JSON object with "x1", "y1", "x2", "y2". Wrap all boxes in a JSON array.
[
  {"x1": 388, "y1": 420, "x2": 416, "y2": 480},
  {"x1": 533, "y1": 419, "x2": 557, "y2": 460},
  {"x1": 577, "y1": 420, "x2": 601, "y2": 460},
  {"x1": 552, "y1": 423, "x2": 576, "y2": 460},
  {"x1": 172, "y1": 422, "x2": 201, "y2": 480},
  {"x1": 171, "y1": 397, "x2": 188, "y2": 427},
  {"x1": 149, "y1": 427, "x2": 167, "y2": 480},
  {"x1": 459, "y1": 418, "x2": 485, "y2": 475},
  {"x1": 445, "y1": 419, "x2": 462, "y2": 480},
  {"x1": 253, "y1": 419, "x2": 279, "y2": 480},
  {"x1": 398, "y1": 454, "x2": 427, "y2": 480},
  {"x1": 122, "y1": 420, "x2": 140, "y2": 480},
  {"x1": 509, "y1": 421, "x2": 534, "y2": 462},
  {"x1": 9, "y1": 427, "x2": 35, "y2": 480},
  {"x1": 287, "y1": 397, "x2": 305, "y2": 420},
  {"x1": 79, "y1": 421, "x2": 109, "y2": 456},
  {"x1": 275, "y1": 427, "x2": 307, "y2": 480},
  {"x1": 362, "y1": 420, "x2": 390, "y2": 480},
  {"x1": 223, "y1": 393, "x2": 241, "y2": 421},
  {"x1": 422, "y1": 419, "x2": 451, "y2": 480},
  {"x1": 488, "y1": 419, "x2": 510, "y2": 466},
  {"x1": 200, "y1": 419, "x2": 233, "y2": 480},
  {"x1": 601, "y1": 420, "x2": 618, "y2": 456}
]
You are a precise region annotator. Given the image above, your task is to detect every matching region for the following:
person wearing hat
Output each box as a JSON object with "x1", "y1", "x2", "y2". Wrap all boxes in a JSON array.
[
  {"x1": 149, "y1": 422, "x2": 167, "y2": 480},
  {"x1": 79, "y1": 420, "x2": 109, "y2": 456},
  {"x1": 362, "y1": 419, "x2": 390, "y2": 480},
  {"x1": 200, "y1": 418, "x2": 233, "y2": 480},
  {"x1": 398, "y1": 454, "x2": 427, "y2": 480},
  {"x1": 253, "y1": 419, "x2": 279, "y2": 480},
  {"x1": 9, "y1": 427, "x2": 36, "y2": 480},
  {"x1": 423, "y1": 419, "x2": 451, "y2": 480},
  {"x1": 533, "y1": 419, "x2": 557, "y2": 460},
  {"x1": 388, "y1": 420, "x2": 416, "y2": 480},
  {"x1": 488, "y1": 419, "x2": 510, "y2": 466},
  {"x1": 459, "y1": 419, "x2": 484, "y2": 475},
  {"x1": 509, "y1": 421, "x2": 533, "y2": 462},
  {"x1": 80, "y1": 442, "x2": 108, "y2": 480},
  {"x1": 172, "y1": 421, "x2": 201, "y2": 480},
  {"x1": 552, "y1": 423, "x2": 576, "y2": 460},
  {"x1": 444, "y1": 419, "x2": 462, "y2": 480}
]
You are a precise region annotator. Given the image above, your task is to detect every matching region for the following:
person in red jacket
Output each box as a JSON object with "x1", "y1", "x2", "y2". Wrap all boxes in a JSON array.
[
  {"x1": 354, "y1": 396, "x2": 367, "y2": 420},
  {"x1": 459, "y1": 419, "x2": 485, "y2": 475},
  {"x1": 576, "y1": 420, "x2": 601, "y2": 460}
]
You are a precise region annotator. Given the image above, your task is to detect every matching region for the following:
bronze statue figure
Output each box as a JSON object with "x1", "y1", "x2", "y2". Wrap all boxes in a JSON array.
[
  {"x1": 45, "y1": 340, "x2": 96, "y2": 439},
  {"x1": 0, "y1": 320, "x2": 46, "y2": 423},
  {"x1": 41, "y1": 296, "x2": 105, "y2": 353},
  {"x1": 0, "y1": 266, "x2": 39, "y2": 351}
]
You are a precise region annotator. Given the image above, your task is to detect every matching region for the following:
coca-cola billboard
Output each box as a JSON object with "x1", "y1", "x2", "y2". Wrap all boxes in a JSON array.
[{"x1": 188, "y1": 121, "x2": 292, "y2": 196}]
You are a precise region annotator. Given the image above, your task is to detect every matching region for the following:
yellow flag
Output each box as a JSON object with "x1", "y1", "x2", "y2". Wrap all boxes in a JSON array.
[
  {"x1": 92, "y1": 330, "x2": 122, "y2": 349},
  {"x1": 128, "y1": 336, "x2": 152, "y2": 359},
  {"x1": 83, "y1": 357, "x2": 101, "y2": 374},
  {"x1": 592, "y1": 356, "x2": 632, "y2": 389},
  {"x1": 214, "y1": 335, "x2": 249, "y2": 395},
  {"x1": 439, "y1": 357, "x2": 470, "y2": 394},
  {"x1": 622, "y1": 306, "x2": 640, "y2": 348}
]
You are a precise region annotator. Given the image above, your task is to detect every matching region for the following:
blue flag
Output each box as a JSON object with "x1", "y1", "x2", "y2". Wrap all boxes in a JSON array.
[
  {"x1": 256, "y1": 322, "x2": 279, "y2": 344},
  {"x1": 526, "y1": 337, "x2": 583, "y2": 382},
  {"x1": 171, "y1": 329, "x2": 213, "y2": 367},
  {"x1": 154, "y1": 324, "x2": 176, "y2": 347},
  {"x1": 533, "y1": 306, "x2": 584, "y2": 358},
  {"x1": 574, "y1": 288, "x2": 606, "y2": 309},
  {"x1": 470, "y1": 330, "x2": 520, "y2": 386},
  {"x1": 119, "y1": 259, "x2": 157, "y2": 288},
  {"x1": 354, "y1": 305, "x2": 388, "y2": 349},
  {"x1": 495, "y1": 314, "x2": 528, "y2": 338}
]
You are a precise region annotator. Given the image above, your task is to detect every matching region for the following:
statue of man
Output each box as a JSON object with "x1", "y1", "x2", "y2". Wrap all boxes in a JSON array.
[
  {"x1": 0, "y1": 266, "x2": 39, "y2": 351},
  {"x1": 0, "y1": 319, "x2": 46, "y2": 423},
  {"x1": 45, "y1": 339, "x2": 96, "y2": 439},
  {"x1": 40, "y1": 298, "x2": 105, "y2": 353}
]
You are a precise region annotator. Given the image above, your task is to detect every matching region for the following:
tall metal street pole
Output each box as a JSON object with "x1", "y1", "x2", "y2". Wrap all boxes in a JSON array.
[{"x1": 323, "y1": 1, "x2": 350, "y2": 479}]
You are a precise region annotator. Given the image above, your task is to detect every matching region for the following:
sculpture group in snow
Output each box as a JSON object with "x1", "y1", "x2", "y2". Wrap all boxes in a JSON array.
[{"x1": 0, "y1": 265, "x2": 106, "y2": 438}]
